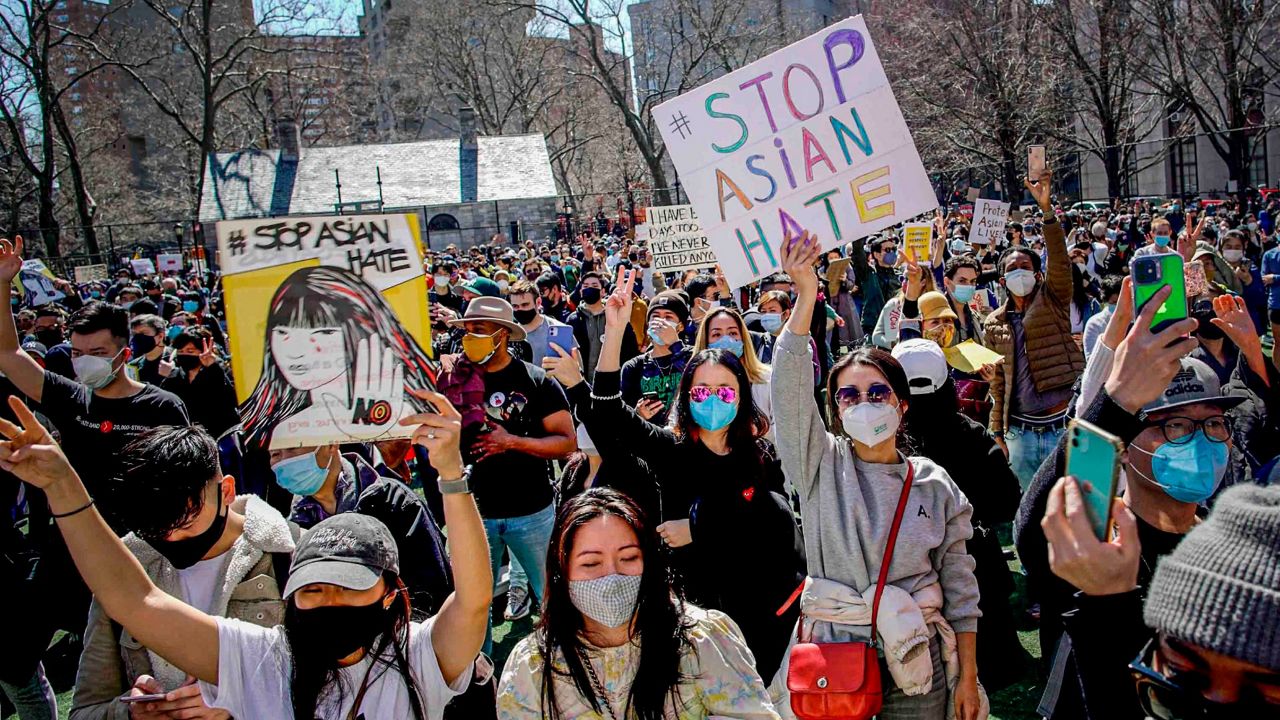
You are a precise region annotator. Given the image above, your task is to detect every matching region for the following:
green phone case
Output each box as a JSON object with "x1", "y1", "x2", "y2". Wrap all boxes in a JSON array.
[
  {"x1": 1065, "y1": 419, "x2": 1122, "y2": 540},
  {"x1": 1132, "y1": 254, "x2": 1188, "y2": 332}
]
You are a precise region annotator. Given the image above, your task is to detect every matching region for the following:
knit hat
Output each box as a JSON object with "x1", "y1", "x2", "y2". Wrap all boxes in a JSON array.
[
  {"x1": 1143, "y1": 483, "x2": 1280, "y2": 671},
  {"x1": 647, "y1": 291, "x2": 689, "y2": 325}
]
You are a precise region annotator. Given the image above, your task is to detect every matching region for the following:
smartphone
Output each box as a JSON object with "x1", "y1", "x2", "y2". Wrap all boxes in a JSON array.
[
  {"x1": 1131, "y1": 254, "x2": 1188, "y2": 332},
  {"x1": 546, "y1": 324, "x2": 573, "y2": 356},
  {"x1": 642, "y1": 391, "x2": 660, "y2": 402},
  {"x1": 119, "y1": 694, "x2": 168, "y2": 704},
  {"x1": 1028, "y1": 145, "x2": 1047, "y2": 180},
  {"x1": 1065, "y1": 419, "x2": 1123, "y2": 540}
]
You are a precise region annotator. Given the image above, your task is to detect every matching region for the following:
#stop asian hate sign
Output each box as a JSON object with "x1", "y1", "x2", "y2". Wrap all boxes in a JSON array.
[{"x1": 654, "y1": 15, "x2": 936, "y2": 288}]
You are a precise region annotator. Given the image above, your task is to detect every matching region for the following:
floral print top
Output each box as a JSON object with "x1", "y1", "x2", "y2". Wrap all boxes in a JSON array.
[{"x1": 497, "y1": 605, "x2": 780, "y2": 719}]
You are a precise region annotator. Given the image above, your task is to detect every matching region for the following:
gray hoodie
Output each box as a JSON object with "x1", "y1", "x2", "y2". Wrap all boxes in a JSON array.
[{"x1": 770, "y1": 328, "x2": 981, "y2": 643}]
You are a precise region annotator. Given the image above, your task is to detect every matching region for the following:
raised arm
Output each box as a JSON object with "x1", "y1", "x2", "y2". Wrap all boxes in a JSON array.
[
  {"x1": 0, "y1": 396, "x2": 219, "y2": 682},
  {"x1": 1028, "y1": 172, "x2": 1071, "y2": 305},
  {"x1": 0, "y1": 237, "x2": 48, "y2": 401},
  {"x1": 400, "y1": 390, "x2": 492, "y2": 686}
]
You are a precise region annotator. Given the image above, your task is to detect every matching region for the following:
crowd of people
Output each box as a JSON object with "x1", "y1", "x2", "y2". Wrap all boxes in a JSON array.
[{"x1": 0, "y1": 168, "x2": 1278, "y2": 720}]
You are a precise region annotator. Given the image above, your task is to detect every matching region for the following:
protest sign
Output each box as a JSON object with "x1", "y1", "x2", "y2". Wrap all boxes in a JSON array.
[
  {"x1": 654, "y1": 15, "x2": 937, "y2": 288},
  {"x1": 943, "y1": 339, "x2": 1003, "y2": 374},
  {"x1": 902, "y1": 222, "x2": 932, "y2": 265},
  {"x1": 641, "y1": 204, "x2": 715, "y2": 272},
  {"x1": 15, "y1": 260, "x2": 64, "y2": 306},
  {"x1": 130, "y1": 258, "x2": 156, "y2": 276},
  {"x1": 73, "y1": 264, "x2": 108, "y2": 283},
  {"x1": 968, "y1": 199, "x2": 1009, "y2": 245},
  {"x1": 215, "y1": 213, "x2": 436, "y2": 450},
  {"x1": 157, "y1": 253, "x2": 183, "y2": 273}
]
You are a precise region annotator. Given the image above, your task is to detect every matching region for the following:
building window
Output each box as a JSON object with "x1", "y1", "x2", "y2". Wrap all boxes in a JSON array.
[
  {"x1": 1248, "y1": 137, "x2": 1268, "y2": 188},
  {"x1": 428, "y1": 214, "x2": 460, "y2": 232},
  {"x1": 1171, "y1": 137, "x2": 1198, "y2": 196}
]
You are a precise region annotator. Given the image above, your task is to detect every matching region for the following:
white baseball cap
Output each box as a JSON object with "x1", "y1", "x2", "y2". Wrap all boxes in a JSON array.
[{"x1": 891, "y1": 339, "x2": 949, "y2": 395}]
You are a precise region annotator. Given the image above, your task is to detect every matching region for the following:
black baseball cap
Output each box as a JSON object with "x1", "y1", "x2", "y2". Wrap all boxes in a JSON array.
[{"x1": 282, "y1": 513, "x2": 399, "y2": 598}]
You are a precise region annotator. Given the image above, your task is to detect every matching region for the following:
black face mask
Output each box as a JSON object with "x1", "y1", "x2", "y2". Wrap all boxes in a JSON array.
[
  {"x1": 129, "y1": 333, "x2": 157, "y2": 356},
  {"x1": 580, "y1": 287, "x2": 602, "y2": 305},
  {"x1": 512, "y1": 308, "x2": 538, "y2": 325},
  {"x1": 1195, "y1": 311, "x2": 1225, "y2": 341},
  {"x1": 149, "y1": 493, "x2": 227, "y2": 569},
  {"x1": 175, "y1": 354, "x2": 203, "y2": 372},
  {"x1": 285, "y1": 597, "x2": 392, "y2": 662},
  {"x1": 33, "y1": 328, "x2": 63, "y2": 348}
]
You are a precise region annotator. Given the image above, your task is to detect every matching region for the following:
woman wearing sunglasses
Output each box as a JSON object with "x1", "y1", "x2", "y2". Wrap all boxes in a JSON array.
[
  {"x1": 771, "y1": 233, "x2": 984, "y2": 720},
  {"x1": 545, "y1": 266, "x2": 805, "y2": 686}
]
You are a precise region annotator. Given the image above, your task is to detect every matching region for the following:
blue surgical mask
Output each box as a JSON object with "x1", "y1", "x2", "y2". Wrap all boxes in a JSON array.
[
  {"x1": 271, "y1": 450, "x2": 329, "y2": 497},
  {"x1": 760, "y1": 312, "x2": 784, "y2": 333},
  {"x1": 882, "y1": 250, "x2": 898, "y2": 266},
  {"x1": 709, "y1": 336, "x2": 744, "y2": 357},
  {"x1": 647, "y1": 327, "x2": 668, "y2": 347},
  {"x1": 689, "y1": 395, "x2": 737, "y2": 431},
  {"x1": 167, "y1": 325, "x2": 182, "y2": 340},
  {"x1": 1154, "y1": 234, "x2": 1172, "y2": 248},
  {"x1": 951, "y1": 284, "x2": 976, "y2": 303},
  {"x1": 182, "y1": 300, "x2": 199, "y2": 313},
  {"x1": 1128, "y1": 431, "x2": 1227, "y2": 504}
]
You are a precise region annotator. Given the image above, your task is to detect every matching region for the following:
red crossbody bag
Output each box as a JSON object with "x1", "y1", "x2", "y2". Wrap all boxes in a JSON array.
[{"x1": 786, "y1": 462, "x2": 915, "y2": 720}]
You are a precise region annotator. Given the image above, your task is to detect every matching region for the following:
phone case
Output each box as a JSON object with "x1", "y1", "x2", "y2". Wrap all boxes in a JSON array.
[
  {"x1": 1065, "y1": 419, "x2": 1123, "y2": 540},
  {"x1": 1132, "y1": 254, "x2": 1188, "y2": 332}
]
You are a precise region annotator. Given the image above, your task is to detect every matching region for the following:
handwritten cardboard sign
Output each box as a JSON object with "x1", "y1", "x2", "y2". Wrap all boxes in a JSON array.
[
  {"x1": 130, "y1": 258, "x2": 156, "y2": 276},
  {"x1": 157, "y1": 253, "x2": 183, "y2": 273},
  {"x1": 642, "y1": 204, "x2": 716, "y2": 272},
  {"x1": 73, "y1": 264, "x2": 108, "y2": 283},
  {"x1": 968, "y1": 199, "x2": 1009, "y2": 245},
  {"x1": 215, "y1": 213, "x2": 436, "y2": 450},
  {"x1": 654, "y1": 14, "x2": 937, "y2": 288},
  {"x1": 902, "y1": 222, "x2": 932, "y2": 265}
]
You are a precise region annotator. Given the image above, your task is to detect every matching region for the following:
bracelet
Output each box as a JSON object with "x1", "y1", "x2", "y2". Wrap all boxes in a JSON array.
[
  {"x1": 591, "y1": 391, "x2": 622, "y2": 401},
  {"x1": 51, "y1": 497, "x2": 95, "y2": 519}
]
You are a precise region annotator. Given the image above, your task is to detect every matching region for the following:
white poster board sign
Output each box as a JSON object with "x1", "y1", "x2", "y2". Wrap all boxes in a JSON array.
[
  {"x1": 654, "y1": 14, "x2": 937, "y2": 288},
  {"x1": 130, "y1": 258, "x2": 157, "y2": 276},
  {"x1": 968, "y1": 199, "x2": 1009, "y2": 245},
  {"x1": 73, "y1": 264, "x2": 109, "y2": 283},
  {"x1": 16, "y1": 260, "x2": 64, "y2": 306},
  {"x1": 642, "y1": 205, "x2": 715, "y2": 272},
  {"x1": 157, "y1": 253, "x2": 183, "y2": 273}
]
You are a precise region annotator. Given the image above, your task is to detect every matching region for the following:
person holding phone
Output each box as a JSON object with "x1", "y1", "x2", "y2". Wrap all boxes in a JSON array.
[
  {"x1": 620, "y1": 290, "x2": 692, "y2": 425},
  {"x1": 507, "y1": 279, "x2": 577, "y2": 369}
]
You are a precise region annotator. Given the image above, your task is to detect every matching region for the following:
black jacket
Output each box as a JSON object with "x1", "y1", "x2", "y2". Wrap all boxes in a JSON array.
[
  {"x1": 560, "y1": 383, "x2": 661, "y2": 521},
  {"x1": 1061, "y1": 590, "x2": 1150, "y2": 720},
  {"x1": 160, "y1": 362, "x2": 240, "y2": 439}
]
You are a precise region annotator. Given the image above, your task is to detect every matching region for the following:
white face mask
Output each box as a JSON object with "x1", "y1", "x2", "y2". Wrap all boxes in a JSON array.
[
  {"x1": 497, "y1": 280, "x2": 509, "y2": 293},
  {"x1": 1222, "y1": 249, "x2": 1244, "y2": 263},
  {"x1": 73, "y1": 349, "x2": 123, "y2": 390},
  {"x1": 1004, "y1": 268, "x2": 1037, "y2": 297},
  {"x1": 568, "y1": 573, "x2": 642, "y2": 628},
  {"x1": 840, "y1": 402, "x2": 900, "y2": 447},
  {"x1": 433, "y1": 275, "x2": 450, "y2": 289}
]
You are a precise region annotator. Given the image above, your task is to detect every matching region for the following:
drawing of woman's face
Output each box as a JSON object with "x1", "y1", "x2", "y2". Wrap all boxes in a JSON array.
[{"x1": 271, "y1": 325, "x2": 345, "y2": 390}]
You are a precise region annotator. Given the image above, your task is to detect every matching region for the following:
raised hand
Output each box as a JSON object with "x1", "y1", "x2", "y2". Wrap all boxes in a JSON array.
[
  {"x1": 1179, "y1": 214, "x2": 1207, "y2": 263},
  {"x1": 1024, "y1": 170, "x2": 1053, "y2": 213},
  {"x1": 1212, "y1": 294, "x2": 1268, "y2": 382},
  {"x1": 198, "y1": 337, "x2": 217, "y2": 368},
  {"x1": 1100, "y1": 276, "x2": 1136, "y2": 352},
  {"x1": 903, "y1": 258, "x2": 925, "y2": 301},
  {"x1": 0, "y1": 396, "x2": 74, "y2": 490},
  {"x1": 540, "y1": 343, "x2": 583, "y2": 388},
  {"x1": 0, "y1": 235, "x2": 24, "y2": 284},
  {"x1": 781, "y1": 230, "x2": 823, "y2": 300},
  {"x1": 323, "y1": 335, "x2": 406, "y2": 441},
  {"x1": 603, "y1": 266, "x2": 635, "y2": 332},
  {"x1": 400, "y1": 389, "x2": 463, "y2": 479}
]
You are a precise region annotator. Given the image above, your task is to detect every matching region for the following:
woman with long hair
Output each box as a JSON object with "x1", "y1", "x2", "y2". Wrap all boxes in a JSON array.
[
  {"x1": 693, "y1": 306, "x2": 774, "y2": 437},
  {"x1": 497, "y1": 488, "x2": 779, "y2": 719},
  {"x1": 542, "y1": 268, "x2": 805, "y2": 684},
  {"x1": 770, "y1": 233, "x2": 984, "y2": 720},
  {"x1": 0, "y1": 391, "x2": 489, "y2": 720},
  {"x1": 240, "y1": 265, "x2": 438, "y2": 449}
]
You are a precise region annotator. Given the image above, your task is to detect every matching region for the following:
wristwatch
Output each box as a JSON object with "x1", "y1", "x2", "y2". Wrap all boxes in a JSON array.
[{"x1": 437, "y1": 466, "x2": 472, "y2": 495}]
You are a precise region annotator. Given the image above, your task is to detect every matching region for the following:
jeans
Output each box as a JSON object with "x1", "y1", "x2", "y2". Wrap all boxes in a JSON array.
[
  {"x1": 507, "y1": 555, "x2": 529, "y2": 593},
  {"x1": 1007, "y1": 424, "x2": 1066, "y2": 491},
  {"x1": 0, "y1": 663, "x2": 57, "y2": 720},
  {"x1": 483, "y1": 503, "x2": 555, "y2": 653}
]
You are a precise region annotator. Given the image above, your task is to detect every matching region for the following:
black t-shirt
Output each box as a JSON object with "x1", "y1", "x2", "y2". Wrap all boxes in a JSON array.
[
  {"x1": 38, "y1": 372, "x2": 190, "y2": 523},
  {"x1": 466, "y1": 359, "x2": 569, "y2": 519}
]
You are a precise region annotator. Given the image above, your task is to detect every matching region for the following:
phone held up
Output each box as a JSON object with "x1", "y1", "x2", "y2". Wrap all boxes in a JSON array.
[
  {"x1": 1065, "y1": 419, "x2": 1124, "y2": 541},
  {"x1": 1131, "y1": 254, "x2": 1189, "y2": 332},
  {"x1": 1028, "y1": 145, "x2": 1047, "y2": 181}
]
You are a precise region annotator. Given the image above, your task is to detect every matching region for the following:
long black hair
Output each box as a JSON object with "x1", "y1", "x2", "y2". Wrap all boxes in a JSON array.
[
  {"x1": 285, "y1": 574, "x2": 425, "y2": 720},
  {"x1": 669, "y1": 348, "x2": 770, "y2": 450},
  {"x1": 538, "y1": 489, "x2": 693, "y2": 720}
]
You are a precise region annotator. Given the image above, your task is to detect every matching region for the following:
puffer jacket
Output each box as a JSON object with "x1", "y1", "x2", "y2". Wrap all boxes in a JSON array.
[
  {"x1": 70, "y1": 495, "x2": 301, "y2": 720},
  {"x1": 982, "y1": 214, "x2": 1084, "y2": 433}
]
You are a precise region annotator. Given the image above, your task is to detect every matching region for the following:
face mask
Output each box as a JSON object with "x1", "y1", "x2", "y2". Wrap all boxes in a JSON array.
[
  {"x1": 1004, "y1": 268, "x2": 1037, "y2": 297},
  {"x1": 433, "y1": 275, "x2": 450, "y2": 289},
  {"x1": 121, "y1": 300, "x2": 134, "y2": 310},
  {"x1": 690, "y1": 394, "x2": 738, "y2": 431},
  {"x1": 1222, "y1": 249, "x2": 1244, "y2": 263},
  {"x1": 1247, "y1": 222, "x2": 1258, "y2": 232},
  {"x1": 1154, "y1": 234, "x2": 1172, "y2": 248},
  {"x1": 950, "y1": 284, "x2": 976, "y2": 304},
  {"x1": 286, "y1": 598, "x2": 391, "y2": 663},
  {"x1": 497, "y1": 280, "x2": 509, "y2": 293},
  {"x1": 461, "y1": 331, "x2": 502, "y2": 364},
  {"x1": 73, "y1": 349, "x2": 124, "y2": 390},
  {"x1": 167, "y1": 325, "x2": 183, "y2": 340},
  {"x1": 881, "y1": 250, "x2": 898, "y2": 266},
  {"x1": 182, "y1": 300, "x2": 199, "y2": 313},
  {"x1": 709, "y1": 336, "x2": 744, "y2": 357},
  {"x1": 580, "y1": 286, "x2": 602, "y2": 305},
  {"x1": 647, "y1": 320, "x2": 675, "y2": 347},
  {"x1": 1128, "y1": 431, "x2": 1227, "y2": 504},
  {"x1": 174, "y1": 354, "x2": 202, "y2": 372},
  {"x1": 512, "y1": 308, "x2": 538, "y2": 325},
  {"x1": 924, "y1": 324, "x2": 956, "y2": 348},
  {"x1": 33, "y1": 328, "x2": 63, "y2": 348},
  {"x1": 129, "y1": 334, "x2": 157, "y2": 356},
  {"x1": 272, "y1": 450, "x2": 329, "y2": 496},
  {"x1": 90, "y1": 291, "x2": 101, "y2": 299},
  {"x1": 568, "y1": 573, "x2": 642, "y2": 628},
  {"x1": 760, "y1": 312, "x2": 784, "y2": 334},
  {"x1": 840, "y1": 402, "x2": 900, "y2": 447},
  {"x1": 148, "y1": 492, "x2": 227, "y2": 569}
]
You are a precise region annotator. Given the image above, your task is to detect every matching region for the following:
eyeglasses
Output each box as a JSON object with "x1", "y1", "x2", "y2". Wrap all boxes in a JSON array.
[
  {"x1": 880, "y1": 245, "x2": 898, "y2": 254},
  {"x1": 689, "y1": 385, "x2": 737, "y2": 404},
  {"x1": 835, "y1": 383, "x2": 894, "y2": 407},
  {"x1": 1129, "y1": 638, "x2": 1276, "y2": 719},
  {"x1": 1144, "y1": 416, "x2": 1232, "y2": 445}
]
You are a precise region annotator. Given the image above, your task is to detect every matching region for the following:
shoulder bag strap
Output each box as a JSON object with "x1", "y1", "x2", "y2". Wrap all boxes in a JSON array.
[{"x1": 869, "y1": 460, "x2": 915, "y2": 636}]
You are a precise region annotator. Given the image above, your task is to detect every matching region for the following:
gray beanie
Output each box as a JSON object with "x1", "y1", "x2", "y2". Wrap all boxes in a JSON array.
[{"x1": 1143, "y1": 483, "x2": 1280, "y2": 671}]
